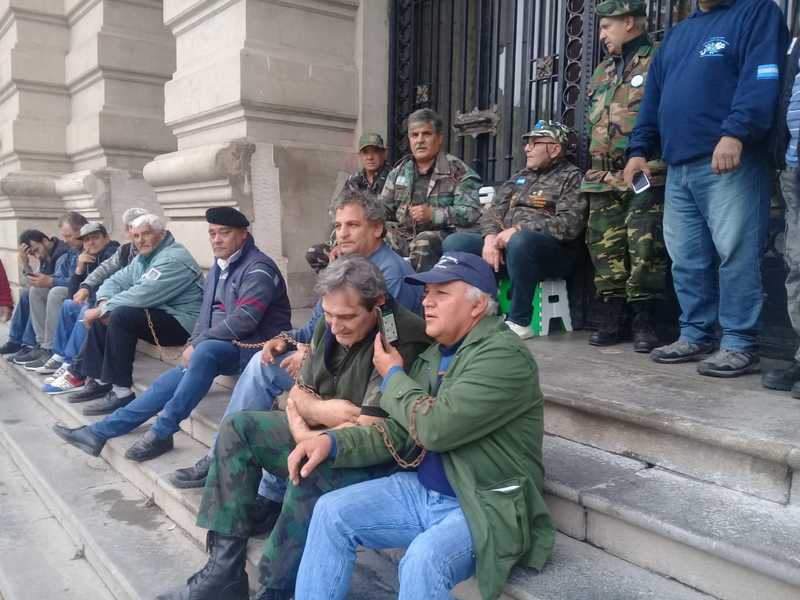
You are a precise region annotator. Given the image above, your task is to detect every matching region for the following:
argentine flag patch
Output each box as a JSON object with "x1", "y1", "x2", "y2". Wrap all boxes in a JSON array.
[{"x1": 757, "y1": 64, "x2": 779, "y2": 80}]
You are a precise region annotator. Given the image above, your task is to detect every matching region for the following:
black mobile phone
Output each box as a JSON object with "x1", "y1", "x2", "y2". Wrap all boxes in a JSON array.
[
  {"x1": 376, "y1": 307, "x2": 399, "y2": 349},
  {"x1": 632, "y1": 171, "x2": 651, "y2": 194}
]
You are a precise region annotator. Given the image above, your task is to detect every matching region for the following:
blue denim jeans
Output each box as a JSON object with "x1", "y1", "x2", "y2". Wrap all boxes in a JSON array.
[
  {"x1": 88, "y1": 339, "x2": 240, "y2": 440},
  {"x1": 296, "y1": 472, "x2": 475, "y2": 600},
  {"x1": 8, "y1": 290, "x2": 36, "y2": 347},
  {"x1": 208, "y1": 350, "x2": 296, "y2": 502},
  {"x1": 63, "y1": 304, "x2": 90, "y2": 363},
  {"x1": 52, "y1": 300, "x2": 84, "y2": 359},
  {"x1": 664, "y1": 153, "x2": 771, "y2": 350}
]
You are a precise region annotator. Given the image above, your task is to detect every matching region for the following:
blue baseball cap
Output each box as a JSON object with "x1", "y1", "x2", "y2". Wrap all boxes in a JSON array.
[{"x1": 405, "y1": 252, "x2": 497, "y2": 296}]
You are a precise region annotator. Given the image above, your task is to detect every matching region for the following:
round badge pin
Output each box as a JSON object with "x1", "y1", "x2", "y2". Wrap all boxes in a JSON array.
[{"x1": 631, "y1": 74, "x2": 644, "y2": 88}]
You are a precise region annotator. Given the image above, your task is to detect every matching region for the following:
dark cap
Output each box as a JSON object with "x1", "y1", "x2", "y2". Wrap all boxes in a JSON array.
[
  {"x1": 358, "y1": 132, "x2": 386, "y2": 152},
  {"x1": 405, "y1": 252, "x2": 497, "y2": 296},
  {"x1": 595, "y1": 0, "x2": 646, "y2": 17},
  {"x1": 77, "y1": 221, "x2": 108, "y2": 239},
  {"x1": 205, "y1": 207, "x2": 250, "y2": 228}
]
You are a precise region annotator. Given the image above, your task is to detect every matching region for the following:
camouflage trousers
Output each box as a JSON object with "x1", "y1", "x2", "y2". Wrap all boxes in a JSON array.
[
  {"x1": 196, "y1": 411, "x2": 392, "y2": 591},
  {"x1": 779, "y1": 167, "x2": 800, "y2": 361},
  {"x1": 384, "y1": 222, "x2": 448, "y2": 272},
  {"x1": 586, "y1": 187, "x2": 668, "y2": 302}
]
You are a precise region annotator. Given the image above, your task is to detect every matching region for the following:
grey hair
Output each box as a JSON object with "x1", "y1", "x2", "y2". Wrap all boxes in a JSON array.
[
  {"x1": 465, "y1": 284, "x2": 499, "y2": 317},
  {"x1": 331, "y1": 189, "x2": 385, "y2": 225},
  {"x1": 130, "y1": 213, "x2": 166, "y2": 233},
  {"x1": 314, "y1": 256, "x2": 388, "y2": 310},
  {"x1": 633, "y1": 16, "x2": 648, "y2": 32},
  {"x1": 122, "y1": 207, "x2": 150, "y2": 227},
  {"x1": 407, "y1": 108, "x2": 444, "y2": 135}
]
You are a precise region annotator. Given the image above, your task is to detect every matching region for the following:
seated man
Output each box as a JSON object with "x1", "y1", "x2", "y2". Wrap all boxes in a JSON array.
[
  {"x1": 31, "y1": 222, "x2": 119, "y2": 375},
  {"x1": 42, "y1": 208, "x2": 148, "y2": 394},
  {"x1": 155, "y1": 257, "x2": 430, "y2": 600},
  {"x1": 444, "y1": 120, "x2": 587, "y2": 339},
  {"x1": 63, "y1": 214, "x2": 204, "y2": 416},
  {"x1": 382, "y1": 108, "x2": 482, "y2": 271},
  {"x1": 53, "y1": 207, "x2": 292, "y2": 462},
  {"x1": 168, "y1": 191, "x2": 422, "y2": 493},
  {"x1": 292, "y1": 252, "x2": 555, "y2": 599}
]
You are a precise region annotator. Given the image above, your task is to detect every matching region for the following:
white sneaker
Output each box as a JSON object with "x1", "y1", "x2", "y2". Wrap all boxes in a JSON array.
[
  {"x1": 44, "y1": 363, "x2": 69, "y2": 385},
  {"x1": 506, "y1": 320, "x2": 533, "y2": 340},
  {"x1": 42, "y1": 371, "x2": 85, "y2": 395}
]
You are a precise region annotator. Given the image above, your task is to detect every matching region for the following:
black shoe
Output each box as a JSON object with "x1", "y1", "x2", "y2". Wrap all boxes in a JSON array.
[
  {"x1": 68, "y1": 379, "x2": 113, "y2": 403},
  {"x1": 763, "y1": 362, "x2": 800, "y2": 391},
  {"x1": 589, "y1": 298, "x2": 626, "y2": 347},
  {"x1": 12, "y1": 346, "x2": 48, "y2": 365},
  {"x1": 155, "y1": 532, "x2": 249, "y2": 600},
  {"x1": 125, "y1": 429, "x2": 174, "y2": 462},
  {"x1": 52, "y1": 424, "x2": 105, "y2": 457},
  {"x1": 251, "y1": 495, "x2": 282, "y2": 536},
  {"x1": 23, "y1": 350, "x2": 53, "y2": 371},
  {"x1": 0, "y1": 340, "x2": 21, "y2": 355},
  {"x1": 651, "y1": 340, "x2": 715, "y2": 364},
  {"x1": 631, "y1": 301, "x2": 659, "y2": 353},
  {"x1": 82, "y1": 390, "x2": 135, "y2": 415},
  {"x1": 252, "y1": 587, "x2": 293, "y2": 600},
  {"x1": 170, "y1": 455, "x2": 212, "y2": 489}
]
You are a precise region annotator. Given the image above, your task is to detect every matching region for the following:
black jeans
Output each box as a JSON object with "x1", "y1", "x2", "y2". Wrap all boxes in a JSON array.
[
  {"x1": 82, "y1": 306, "x2": 189, "y2": 387},
  {"x1": 443, "y1": 231, "x2": 581, "y2": 326}
]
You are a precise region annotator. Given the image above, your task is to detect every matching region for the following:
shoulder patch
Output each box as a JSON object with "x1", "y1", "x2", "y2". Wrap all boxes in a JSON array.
[{"x1": 757, "y1": 64, "x2": 779, "y2": 80}]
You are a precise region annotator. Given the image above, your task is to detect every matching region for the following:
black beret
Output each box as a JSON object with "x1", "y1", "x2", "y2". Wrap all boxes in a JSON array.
[{"x1": 205, "y1": 207, "x2": 250, "y2": 228}]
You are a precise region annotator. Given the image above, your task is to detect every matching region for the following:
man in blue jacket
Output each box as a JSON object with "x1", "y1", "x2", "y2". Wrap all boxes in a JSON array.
[
  {"x1": 54, "y1": 207, "x2": 292, "y2": 462},
  {"x1": 623, "y1": 0, "x2": 788, "y2": 377}
]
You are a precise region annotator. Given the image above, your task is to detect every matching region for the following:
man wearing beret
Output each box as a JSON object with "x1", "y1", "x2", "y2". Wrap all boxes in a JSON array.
[
  {"x1": 582, "y1": 0, "x2": 668, "y2": 351},
  {"x1": 53, "y1": 207, "x2": 292, "y2": 462}
]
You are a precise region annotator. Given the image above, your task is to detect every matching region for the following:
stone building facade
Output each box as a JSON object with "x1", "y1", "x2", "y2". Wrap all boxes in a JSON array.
[{"x1": 0, "y1": 0, "x2": 390, "y2": 307}]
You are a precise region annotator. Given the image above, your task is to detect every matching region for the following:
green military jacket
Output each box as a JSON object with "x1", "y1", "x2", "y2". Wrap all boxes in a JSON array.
[
  {"x1": 581, "y1": 35, "x2": 666, "y2": 193},
  {"x1": 331, "y1": 315, "x2": 555, "y2": 600},
  {"x1": 380, "y1": 151, "x2": 482, "y2": 232},
  {"x1": 344, "y1": 163, "x2": 392, "y2": 198},
  {"x1": 480, "y1": 160, "x2": 587, "y2": 242}
]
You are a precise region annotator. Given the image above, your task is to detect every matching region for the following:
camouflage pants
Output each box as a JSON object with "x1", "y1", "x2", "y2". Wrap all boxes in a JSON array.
[
  {"x1": 779, "y1": 167, "x2": 800, "y2": 361},
  {"x1": 384, "y1": 222, "x2": 448, "y2": 272},
  {"x1": 586, "y1": 187, "x2": 667, "y2": 302},
  {"x1": 196, "y1": 411, "x2": 391, "y2": 591}
]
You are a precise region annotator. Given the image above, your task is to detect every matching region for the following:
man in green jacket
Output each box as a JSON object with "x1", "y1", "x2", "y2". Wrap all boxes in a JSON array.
[{"x1": 291, "y1": 251, "x2": 555, "y2": 600}]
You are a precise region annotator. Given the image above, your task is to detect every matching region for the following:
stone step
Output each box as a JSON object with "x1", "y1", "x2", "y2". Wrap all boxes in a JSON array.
[
  {"x1": 0, "y1": 444, "x2": 116, "y2": 600},
  {"x1": 543, "y1": 435, "x2": 800, "y2": 600},
  {"x1": 528, "y1": 332, "x2": 800, "y2": 505}
]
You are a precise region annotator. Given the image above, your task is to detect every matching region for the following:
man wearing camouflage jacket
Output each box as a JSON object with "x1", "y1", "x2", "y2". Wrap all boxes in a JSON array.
[
  {"x1": 382, "y1": 108, "x2": 482, "y2": 271},
  {"x1": 582, "y1": 0, "x2": 668, "y2": 352}
]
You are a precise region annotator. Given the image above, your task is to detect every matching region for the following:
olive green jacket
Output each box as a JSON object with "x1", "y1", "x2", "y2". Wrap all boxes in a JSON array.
[{"x1": 331, "y1": 315, "x2": 555, "y2": 599}]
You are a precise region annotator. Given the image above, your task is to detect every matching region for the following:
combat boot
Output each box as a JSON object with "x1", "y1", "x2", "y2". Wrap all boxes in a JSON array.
[
  {"x1": 588, "y1": 297, "x2": 626, "y2": 346},
  {"x1": 631, "y1": 301, "x2": 659, "y2": 353},
  {"x1": 155, "y1": 532, "x2": 249, "y2": 600}
]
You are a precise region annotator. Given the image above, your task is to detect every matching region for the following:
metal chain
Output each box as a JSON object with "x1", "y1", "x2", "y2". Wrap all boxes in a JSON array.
[
  {"x1": 372, "y1": 394, "x2": 436, "y2": 469},
  {"x1": 144, "y1": 308, "x2": 184, "y2": 362}
]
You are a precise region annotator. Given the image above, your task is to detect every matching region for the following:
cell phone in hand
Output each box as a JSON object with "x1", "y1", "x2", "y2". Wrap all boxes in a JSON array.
[
  {"x1": 632, "y1": 171, "x2": 651, "y2": 194},
  {"x1": 376, "y1": 307, "x2": 399, "y2": 350}
]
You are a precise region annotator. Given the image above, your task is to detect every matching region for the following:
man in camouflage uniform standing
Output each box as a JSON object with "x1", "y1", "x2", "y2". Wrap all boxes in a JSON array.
[
  {"x1": 382, "y1": 108, "x2": 482, "y2": 271},
  {"x1": 444, "y1": 121, "x2": 587, "y2": 339},
  {"x1": 583, "y1": 0, "x2": 668, "y2": 352},
  {"x1": 305, "y1": 133, "x2": 392, "y2": 273}
]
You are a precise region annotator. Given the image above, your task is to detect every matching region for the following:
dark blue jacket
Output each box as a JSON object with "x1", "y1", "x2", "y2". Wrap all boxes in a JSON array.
[
  {"x1": 628, "y1": 0, "x2": 788, "y2": 165},
  {"x1": 67, "y1": 240, "x2": 121, "y2": 297},
  {"x1": 190, "y1": 235, "x2": 292, "y2": 371},
  {"x1": 41, "y1": 239, "x2": 70, "y2": 282}
]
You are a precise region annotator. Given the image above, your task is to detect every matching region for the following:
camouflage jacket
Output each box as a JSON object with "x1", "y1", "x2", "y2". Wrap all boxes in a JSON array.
[
  {"x1": 344, "y1": 163, "x2": 392, "y2": 198},
  {"x1": 480, "y1": 160, "x2": 587, "y2": 242},
  {"x1": 380, "y1": 151, "x2": 482, "y2": 232},
  {"x1": 582, "y1": 35, "x2": 666, "y2": 193}
]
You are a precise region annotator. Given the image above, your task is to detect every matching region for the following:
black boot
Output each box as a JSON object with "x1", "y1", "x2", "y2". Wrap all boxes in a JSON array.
[
  {"x1": 631, "y1": 301, "x2": 659, "y2": 353},
  {"x1": 763, "y1": 361, "x2": 800, "y2": 391},
  {"x1": 588, "y1": 298, "x2": 626, "y2": 346},
  {"x1": 170, "y1": 455, "x2": 212, "y2": 489},
  {"x1": 155, "y1": 532, "x2": 249, "y2": 600}
]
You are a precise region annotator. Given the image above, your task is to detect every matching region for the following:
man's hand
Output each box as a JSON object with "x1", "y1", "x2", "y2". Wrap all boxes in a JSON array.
[
  {"x1": 0, "y1": 306, "x2": 11, "y2": 322},
  {"x1": 18, "y1": 243, "x2": 31, "y2": 264},
  {"x1": 372, "y1": 333, "x2": 403, "y2": 377},
  {"x1": 181, "y1": 344, "x2": 195, "y2": 367},
  {"x1": 409, "y1": 204, "x2": 433, "y2": 224},
  {"x1": 495, "y1": 227, "x2": 518, "y2": 250},
  {"x1": 75, "y1": 252, "x2": 96, "y2": 275},
  {"x1": 711, "y1": 136, "x2": 743, "y2": 175},
  {"x1": 280, "y1": 344, "x2": 307, "y2": 378},
  {"x1": 73, "y1": 288, "x2": 90, "y2": 304},
  {"x1": 27, "y1": 273, "x2": 53, "y2": 288},
  {"x1": 82, "y1": 307, "x2": 103, "y2": 328},
  {"x1": 287, "y1": 433, "x2": 332, "y2": 485},
  {"x1": 286, "y1": 397, "x2": 317, "y2": 443},
  {"x1": 482, "y1": 235, "x2": 503, "y2": 272},
  {"x1": 623, "y1": 156, "x2": 651, "y2": 189},
  {"x1": 329, "y1": 245, "x2": 341, "y2": 262},
  {"x1": 261, "y1": 337, "x2": 288, "y2": 365}
]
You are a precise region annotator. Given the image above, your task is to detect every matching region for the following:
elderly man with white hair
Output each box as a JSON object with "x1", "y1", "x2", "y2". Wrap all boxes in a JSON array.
[{"x1": 61, "y1": 213, "x2": 204, "y2": 416}]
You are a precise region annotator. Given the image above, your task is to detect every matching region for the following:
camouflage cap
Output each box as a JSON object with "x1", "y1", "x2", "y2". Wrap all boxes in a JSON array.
[
  {"x1": 522, "y1": 120, "x2": 572, "y2": 146},
  {"x1": 358, "y1": 132, "x2": 386, "y2": 151},
  {"x1": 595, "y1": 0, "x2": 647, "y2": 17}
]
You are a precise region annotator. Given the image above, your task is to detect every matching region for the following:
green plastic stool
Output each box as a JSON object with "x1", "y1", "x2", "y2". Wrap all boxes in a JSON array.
[{"x1": 497, "y1": 278, "x2": 542, "y2": 336}]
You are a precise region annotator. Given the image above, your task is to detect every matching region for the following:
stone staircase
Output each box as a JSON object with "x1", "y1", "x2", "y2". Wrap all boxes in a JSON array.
[{"x1": 1, "y1": 317, "x2": 798, "y2": 599}]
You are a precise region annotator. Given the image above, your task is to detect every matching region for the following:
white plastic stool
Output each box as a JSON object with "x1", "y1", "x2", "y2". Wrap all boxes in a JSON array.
[{"x1": 538, "y1": 279, "x2": 572, "y2": 335}]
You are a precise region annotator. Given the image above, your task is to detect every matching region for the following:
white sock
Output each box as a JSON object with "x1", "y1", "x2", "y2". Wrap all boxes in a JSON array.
[{"x1": 112, "y1": 385, "x2": 132, "y2": 397}]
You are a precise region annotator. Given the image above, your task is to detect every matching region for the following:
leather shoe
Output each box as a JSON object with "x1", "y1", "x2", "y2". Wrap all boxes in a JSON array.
[
  {"x1": 763, "y1": 361, "x2": 800, "y2": 391},
  {"x1": 125, "y1": 429, "x2": 174, "y2": 462},
  {"x1": 68, "y1": 379, "x2": 112, "y2": 403},
  {"x1": 170, "y1": 455, "x2": 211, "y2": 489},
  {"x1": 82, "y1": 390, "x2": 135, "y2": 416},
  {"x1": 52, "y1": 424, "x2": 105, "y2": 457}
]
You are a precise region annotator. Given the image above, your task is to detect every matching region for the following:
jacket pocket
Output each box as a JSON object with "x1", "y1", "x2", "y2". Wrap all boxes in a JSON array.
[{"x1": 476, "y1": 478, "x2": 530, "y2": 559}]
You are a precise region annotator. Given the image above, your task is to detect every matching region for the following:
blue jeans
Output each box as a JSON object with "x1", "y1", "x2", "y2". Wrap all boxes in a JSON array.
[
  {"x1": 52, "y1": 300, "x2": 85, "y2": 359},
  {"x1": 63, "y1": 304, "x2": 90, "y2": 363},
  {"x1": 8, "y1": 290, "x2": 36, "y2": 347},
  {"x1": 664, "y1": 153, "x2": 770, "y2": 350},
  {"x1": 89, "y1": 339, "x2": 240, "y2": 440},
  {"x1": 296, "y1": 472, "x2": 475, "y2": 600},
  {"x1": 209, "y1": 350, "x2": 295, "y2": 502}
]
